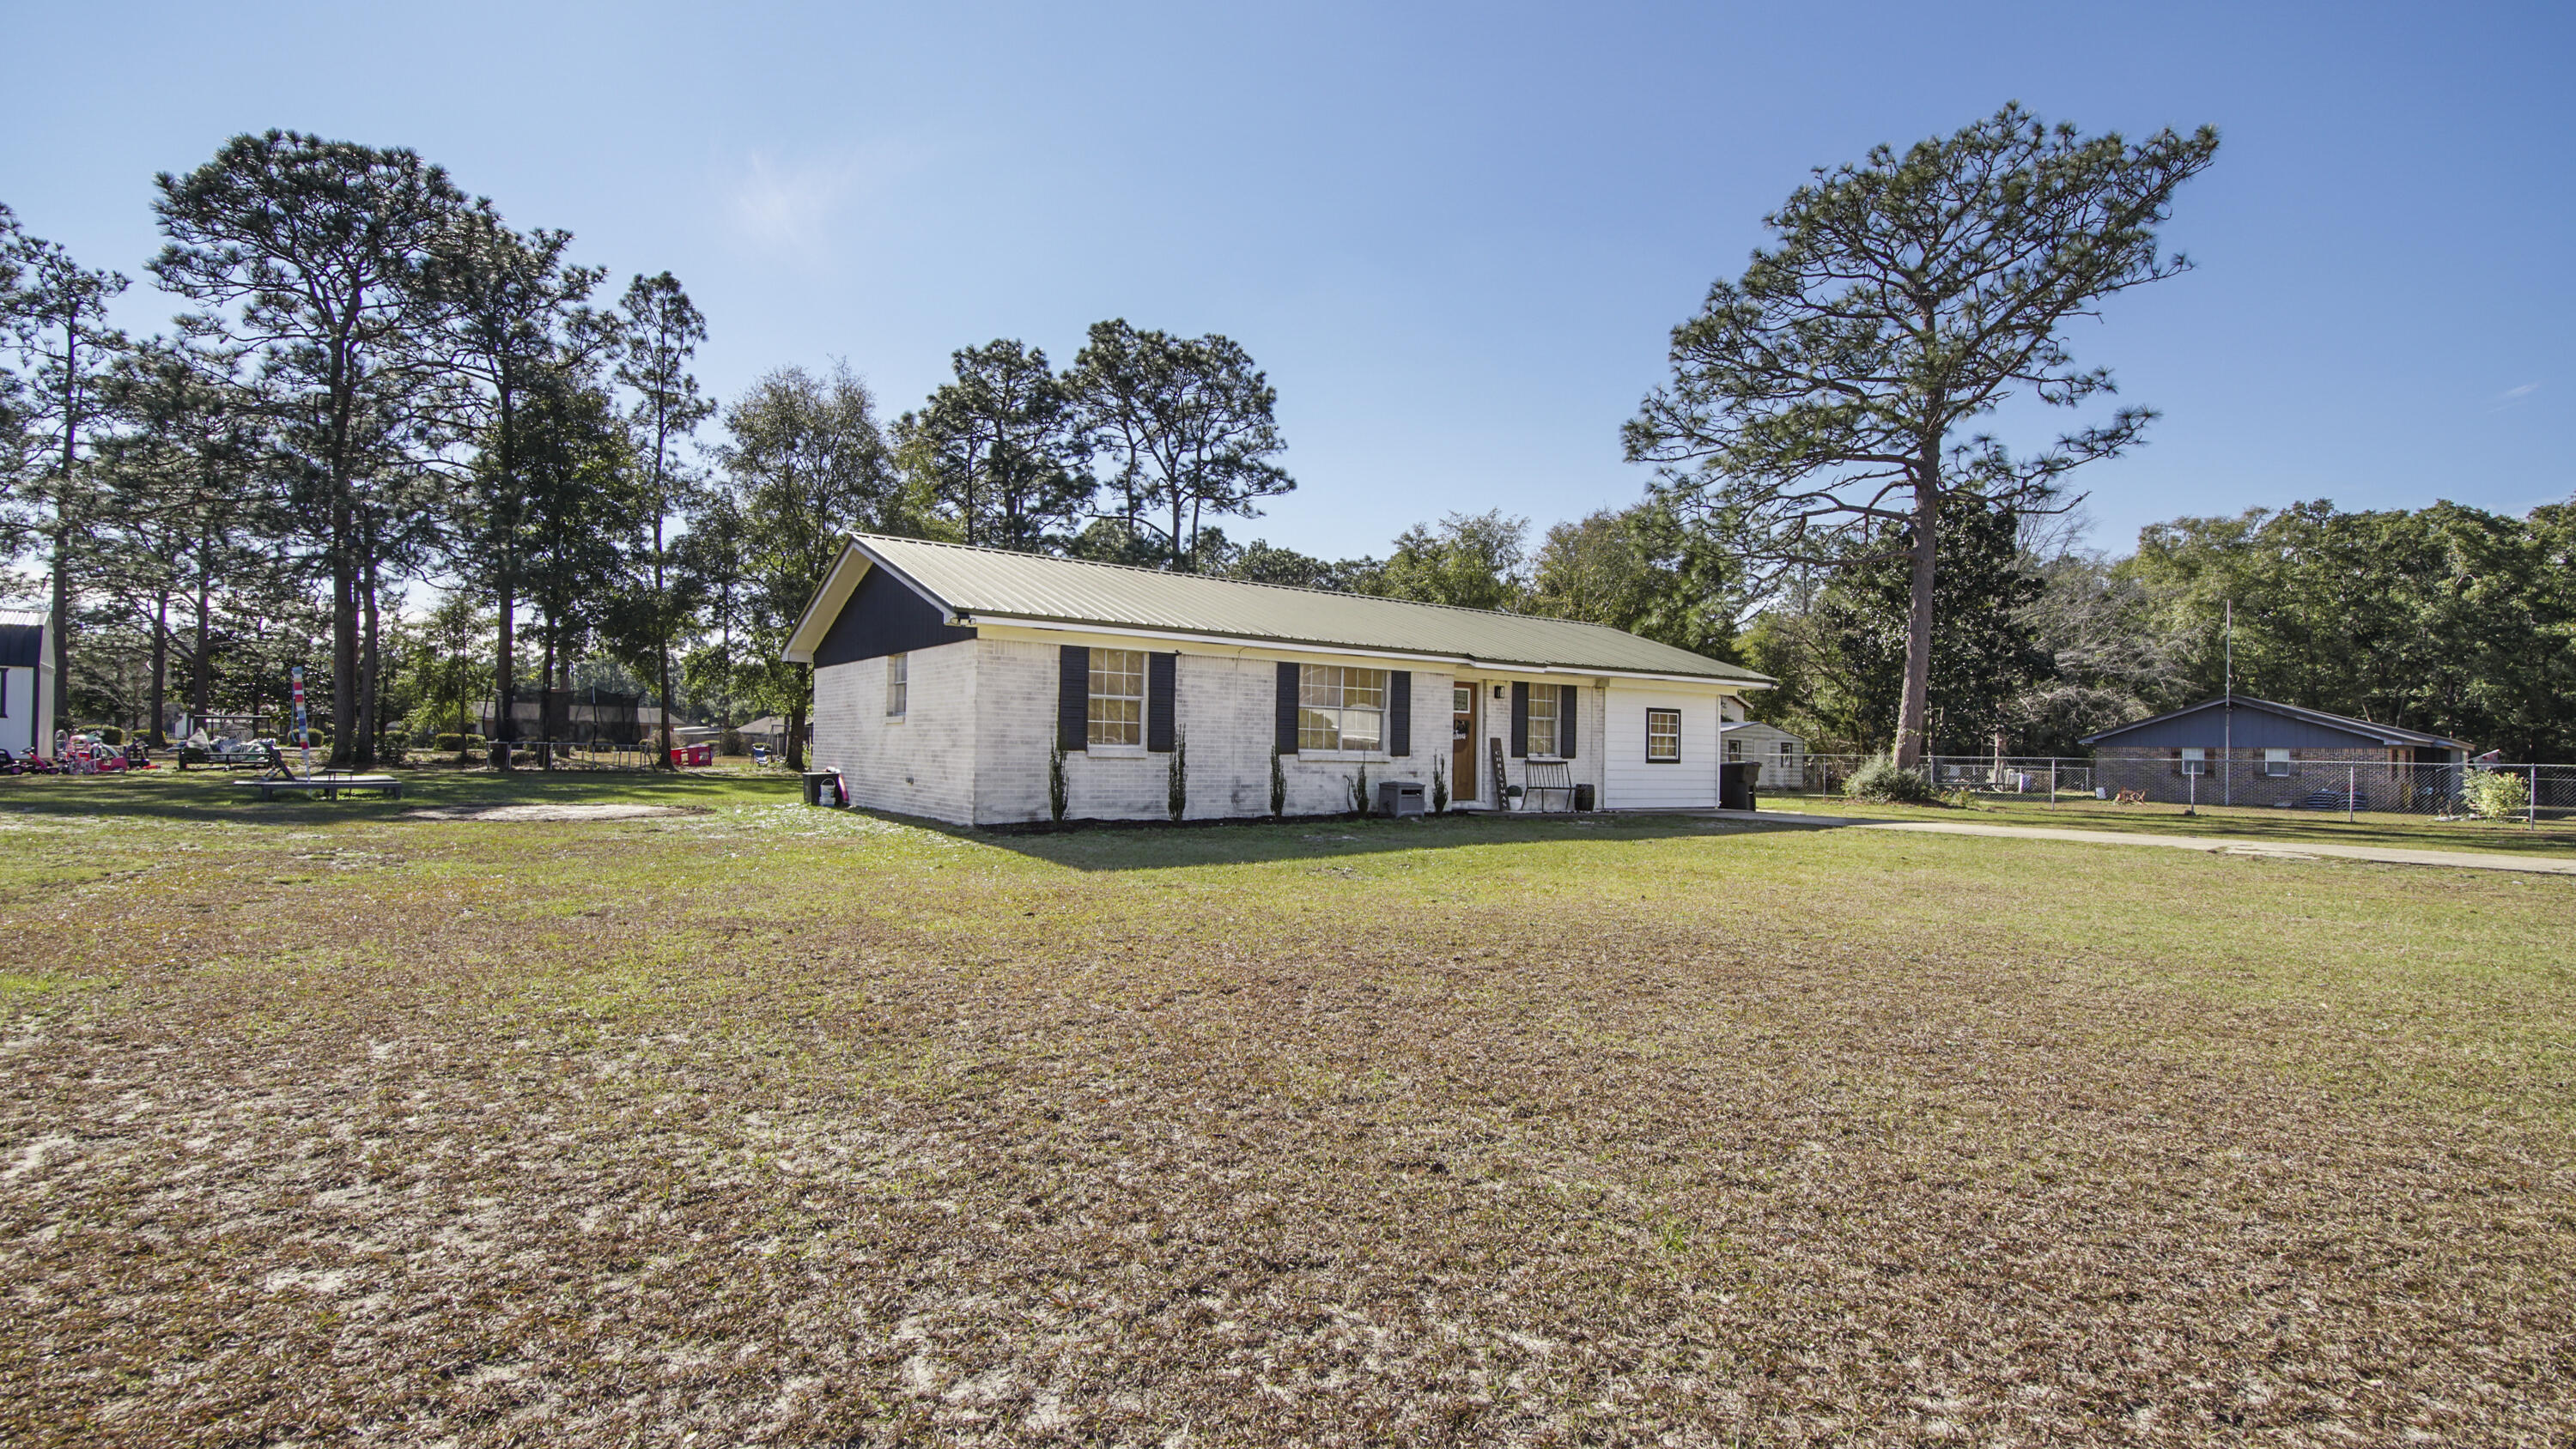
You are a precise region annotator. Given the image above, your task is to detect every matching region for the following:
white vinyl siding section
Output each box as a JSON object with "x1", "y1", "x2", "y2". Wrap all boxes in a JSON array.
[{"x1": 1602, "y1": 686, "x2": 1722, "y2": 809}]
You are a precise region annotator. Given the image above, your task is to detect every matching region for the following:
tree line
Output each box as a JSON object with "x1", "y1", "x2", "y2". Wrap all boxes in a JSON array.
[
  {"x1": 0, "y1": 134, "x2": 1300, "y2": 768},
  {"x1": 8, "y1": 112, "x2": 2567, "y2": 771}
]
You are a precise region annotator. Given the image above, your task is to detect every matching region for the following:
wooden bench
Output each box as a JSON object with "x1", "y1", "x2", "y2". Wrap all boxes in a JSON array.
[{"x1": 237, "y1": 775, "x2": 404, "y2": 803}]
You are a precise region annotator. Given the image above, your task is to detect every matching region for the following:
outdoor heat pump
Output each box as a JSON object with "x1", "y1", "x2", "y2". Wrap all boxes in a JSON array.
[{"x1": 1376, "y1": 780, "x2": 1427, "y2": 818}]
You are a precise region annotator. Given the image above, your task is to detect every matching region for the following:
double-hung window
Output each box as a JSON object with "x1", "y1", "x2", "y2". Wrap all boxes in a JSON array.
[
  {"x1": 1088, "y1": 648, "x2": 1145, "y2": 748},
  {"x1": 1527, "y1": 687, "x2": 1561, "y2": 757},
  {"x1": 885, "y1": 652, "x2": 908, "y2": 718},
  {"x1": 2180, "y1": 747, "x2": 2207, "y2": 776},
  {"x1": 2263, "y1": 748, "x2": 2292, "y2": 777},
  {"x1": 1646, "y1": 708, "x2": 1680, "y2": 762},
  {"x1": 1297, "y1": 664, "x2": 1386, "y2": 752}
]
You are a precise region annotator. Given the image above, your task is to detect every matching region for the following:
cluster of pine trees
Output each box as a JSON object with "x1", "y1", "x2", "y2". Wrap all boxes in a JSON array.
[{"x1": 0, "y1": 136, "x2": 1308, "y2": 767}]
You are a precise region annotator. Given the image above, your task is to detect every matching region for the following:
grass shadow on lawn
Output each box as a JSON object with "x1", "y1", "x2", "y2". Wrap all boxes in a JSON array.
[
  {"x1": 0, "y1": 765, "x2": 799, "y2": 828},
  {"x1": 946, "y1": 808, "x2": 1824, "y2": 871}
]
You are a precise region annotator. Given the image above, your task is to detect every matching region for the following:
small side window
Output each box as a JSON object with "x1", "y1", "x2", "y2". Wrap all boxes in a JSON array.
[
  {"x1": 1646, "y1": 708, "x2": 1680, "y2": 762},
  {"x1": 2263, "y1": 748, "x2": 2291, "y2": 777},
  {"x1": 886, "y1": 653, "x2": 908, "y2": 718}
]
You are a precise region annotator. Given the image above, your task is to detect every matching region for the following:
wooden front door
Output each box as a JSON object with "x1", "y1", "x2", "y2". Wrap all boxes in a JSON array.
[{"x1": 1451, "y1": 682, "x2": 1479, "y2": 803}]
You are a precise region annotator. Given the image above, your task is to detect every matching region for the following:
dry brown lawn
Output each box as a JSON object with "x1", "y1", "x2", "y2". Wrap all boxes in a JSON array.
[{"x1": 2, "y1": 773, "x2": 2570, "y2": 1445}]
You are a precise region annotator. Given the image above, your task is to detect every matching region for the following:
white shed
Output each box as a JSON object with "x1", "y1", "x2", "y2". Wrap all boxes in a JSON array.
[
  {"x1": 782, "y1": 535, "x2": 1774, "y2": 826},
  {"x1": 0, "y1": 609, "x2": 54, "y2": 761},
  {"x1": 1719, "y1": 719, "x2": 1807, "y2": 790}
]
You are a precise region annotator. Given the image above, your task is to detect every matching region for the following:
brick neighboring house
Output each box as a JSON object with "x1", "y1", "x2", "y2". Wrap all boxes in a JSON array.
[
  {"x1": 781, "y1": 534, "x2": 1775, "y2": 826},
  {"x1": 2081, "y1": 696, "x2": 2471, "y2": 808}
]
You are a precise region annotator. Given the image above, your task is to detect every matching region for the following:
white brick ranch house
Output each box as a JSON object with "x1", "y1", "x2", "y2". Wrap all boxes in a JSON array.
[{"x1": 782, "y1": 535, "x2": 1773, "y2": 827}]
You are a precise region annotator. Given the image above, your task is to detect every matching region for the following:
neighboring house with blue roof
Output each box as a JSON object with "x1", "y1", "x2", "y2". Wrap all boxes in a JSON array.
[
  {"x1": 2081, "y1": 695, "x2": 2472, "y2": 808},
  {"x1": 783, "y1": 534, "x2": 1773, "y2": 825}
]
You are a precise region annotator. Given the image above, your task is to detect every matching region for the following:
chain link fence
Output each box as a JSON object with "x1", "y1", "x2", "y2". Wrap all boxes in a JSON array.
[{"x1": 1772, "y1": 754, "x2": 2574, "y2": 829}]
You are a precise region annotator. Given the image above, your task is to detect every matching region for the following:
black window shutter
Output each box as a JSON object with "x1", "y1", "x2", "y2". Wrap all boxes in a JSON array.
[
  {"x1": 1058, "y1": 645, "x2": 1089, "y2": 752},
  {"x1": 1388, "y1": 670, "x2": 1411, "y2": 755},
  {"x1": 1559, "y1": 683, "x2": 1578, "y2": 759},
  {"x1": 1510, "y1": 682, "x2": 1529, "y2": 758},
  {"x1": 1146, "y1": 652, "x2": 1177, "y2": 752},
  {"x1": 1274, "y1": 662, "x2": 1299, "y2": 755}
]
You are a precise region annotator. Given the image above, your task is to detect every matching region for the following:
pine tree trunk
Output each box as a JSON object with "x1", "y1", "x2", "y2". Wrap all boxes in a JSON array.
[
  {"x1": 191, "y1": 531, "x2": 213, "y2": 727},
  {"x1": 149, "y1": 591, "x2": 171, "y2": 746},
  {"x1": 331, "y1": 512, "x2": 359, "y2": 770},
  {"x1": 358, "y1": 557, "x2": 380, "y2": 767},
  {"x1": 1893, "y1": 481, "x2": 1939, "y2": 770}
]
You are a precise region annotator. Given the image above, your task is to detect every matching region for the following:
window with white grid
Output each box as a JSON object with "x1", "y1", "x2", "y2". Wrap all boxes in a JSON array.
[
  {"x1": 1088, "y1": 648, "x2": 1144, "y2": 747},
  {"x1": 1527, "y1": 688, "x2": 1559, "y2": 757},
  {"x1": 1646, "y1": 708, "x2": 1680, "y2": 762},
  {"x1": 1297, "y1": 664, "x2": 1386, "y2": 752}
]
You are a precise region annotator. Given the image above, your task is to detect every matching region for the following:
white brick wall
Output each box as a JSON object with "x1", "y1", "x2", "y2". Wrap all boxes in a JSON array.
[
  {"x1": 969, "y1": 638, "x2": 1451, "y2": 825},
  {"x1": 811, "y1": 634, "x2": 1747, "y2": 826},
  {"x1": 810, "y1": 642, "x2": 977, "y2": 822}
]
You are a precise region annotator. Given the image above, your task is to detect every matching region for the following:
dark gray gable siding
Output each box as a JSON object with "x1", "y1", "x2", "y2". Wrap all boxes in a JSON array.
[
  {"x1": 812, "y1": 565, "x2": 976, "y2": 668},
  {"x1": 0, "y1": 623, "x2": 41, "y2": 670},
  {"x1": 2090, "y1": 701, "x2": 2392, "y2": 750}
]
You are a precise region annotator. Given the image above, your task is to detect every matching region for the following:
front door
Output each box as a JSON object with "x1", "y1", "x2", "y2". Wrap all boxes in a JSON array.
[{"x1": 1452, "y1": 682, "x2": 1479, "y2": 803}]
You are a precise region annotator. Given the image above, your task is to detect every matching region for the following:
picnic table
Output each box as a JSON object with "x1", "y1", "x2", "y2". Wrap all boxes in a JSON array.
[{"x1": 237, "y1": 774, "x2": 404, "y2": 802}]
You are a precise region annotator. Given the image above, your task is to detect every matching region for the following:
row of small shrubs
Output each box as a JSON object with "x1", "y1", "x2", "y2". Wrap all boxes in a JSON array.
[{"x1": 430, "y1": 733, "x2": 489, "y2": 754}]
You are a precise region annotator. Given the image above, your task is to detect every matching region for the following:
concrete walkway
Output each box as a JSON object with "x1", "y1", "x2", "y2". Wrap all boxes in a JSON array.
[{"x1": 1724, "y1": 809, "x2": 2576, "y2": 876}]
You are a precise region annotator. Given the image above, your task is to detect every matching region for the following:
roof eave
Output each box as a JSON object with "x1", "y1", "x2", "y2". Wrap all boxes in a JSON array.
[{"x1": 960, "y1": 612, "x2": 1772, "y2": 688}]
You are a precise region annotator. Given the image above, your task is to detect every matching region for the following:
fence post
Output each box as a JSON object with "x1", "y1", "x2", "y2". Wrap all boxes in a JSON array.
[
  {"x1": 2532, "y1": 763, "x2": 2541, "y2": 829},
  {"x1": 2348, "y1": 763, "x2": 2356, "y2": 824},
  {"x1": 2050, "y1": 760, "x2": 2058, "y2": 810}
]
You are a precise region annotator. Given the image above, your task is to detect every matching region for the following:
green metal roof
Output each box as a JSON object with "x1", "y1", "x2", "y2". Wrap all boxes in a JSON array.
[{"x1": 820, "y1": 533, "x2": 1770, "y2": 683}]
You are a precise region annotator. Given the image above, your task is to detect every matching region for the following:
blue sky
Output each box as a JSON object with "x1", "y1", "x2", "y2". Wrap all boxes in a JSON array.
[{"x1": 5, "y1": 1, "x2": 2568, "y2": 561}]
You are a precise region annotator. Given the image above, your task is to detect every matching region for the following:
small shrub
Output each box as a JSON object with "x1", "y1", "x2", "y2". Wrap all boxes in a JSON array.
[
  {"x1": 433, "y1": 731, "x2": 466, "y2": 753},
  {"x1": 1941, "y1": 787, "x2": 1982, "y2": 810},
  {"x1": 1270, "y1": 752, "x2": 1287, "y2": 817},
  {"x1": 1048, "y1": 741, "x2": 1069, "y2": 822},
  {"x1": 376, "y1": 735, "x2": 410, "y2": 765},
  {"x1": 1844, "y1": 756, "x2": 1937, "y2": 803},
  {"x1": 720, "y1": 727, "x2": 745, "y2": 755},
  {"x1": 1352, "y1": 761, "x2": 1370, "y2": 815},
  {"x1": 2464, "y1": 768, "x2": 2530, "y2": 822},
  {"x1": 1431, "y1": 759, "x2": 1449, "y2": 814},
  {"x1": 96, "y1": 726, "x2": 125, "y2": 745},
  {"x1": 1166, "y1": 730, "x2": 1188, "y2": 822}
]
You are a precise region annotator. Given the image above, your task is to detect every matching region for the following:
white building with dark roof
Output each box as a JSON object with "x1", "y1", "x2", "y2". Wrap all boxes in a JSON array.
[
  {"x1": 0, "y1": 609, "x2": 53, "y2": 760},
  {"x1": 783, "y1": 535, "x2": 1774, "y2": 825}
]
